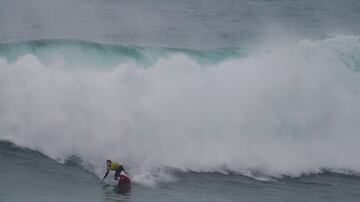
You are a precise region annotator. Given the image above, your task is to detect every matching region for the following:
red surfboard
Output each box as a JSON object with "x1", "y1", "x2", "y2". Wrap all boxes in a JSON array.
[{"x1": 118, "y1": 171, "x2": 131, "y2": 185}]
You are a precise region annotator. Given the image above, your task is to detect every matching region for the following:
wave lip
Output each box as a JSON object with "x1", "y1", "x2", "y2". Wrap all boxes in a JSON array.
[{"x1": 0, "y1": 39, "x2": 246, "y2": 68}]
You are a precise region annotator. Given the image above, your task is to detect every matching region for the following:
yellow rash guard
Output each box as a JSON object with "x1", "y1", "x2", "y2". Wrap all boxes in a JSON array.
[{"x1": 107, "y1": 161, "x2": 122, "y2": 171}]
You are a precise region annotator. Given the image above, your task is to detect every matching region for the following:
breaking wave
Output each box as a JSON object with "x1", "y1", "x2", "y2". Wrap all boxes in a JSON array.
[{"x1": 1, "y1": 35, "x2": 360, "y2": 186}]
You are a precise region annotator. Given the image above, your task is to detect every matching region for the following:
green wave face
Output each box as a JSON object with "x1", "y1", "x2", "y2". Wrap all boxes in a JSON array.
[{"x1": 0, "y1": 39, "x2": 247, "y2": 68}]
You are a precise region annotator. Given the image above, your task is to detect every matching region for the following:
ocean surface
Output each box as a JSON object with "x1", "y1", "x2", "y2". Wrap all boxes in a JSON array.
[{"x1": 1, "y1": 0, "x2": 360, "y2": 201}]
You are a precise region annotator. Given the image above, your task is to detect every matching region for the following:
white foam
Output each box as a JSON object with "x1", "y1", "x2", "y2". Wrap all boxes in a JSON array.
[{"x1": 1, "y1": 35, "x2": 360, "y2": 186}]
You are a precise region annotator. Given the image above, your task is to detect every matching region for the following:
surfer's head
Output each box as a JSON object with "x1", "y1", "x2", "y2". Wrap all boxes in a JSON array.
[{"x1": 106, "y1": 159, "x2": 111, "y2": 166}]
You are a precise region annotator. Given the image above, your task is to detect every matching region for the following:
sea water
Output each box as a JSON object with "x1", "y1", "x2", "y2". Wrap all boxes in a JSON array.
[{"x1": 1, "y1": 0, "x2": 360, "y2": 201}]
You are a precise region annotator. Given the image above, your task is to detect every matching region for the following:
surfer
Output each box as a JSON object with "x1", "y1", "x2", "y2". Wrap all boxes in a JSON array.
[{"x1": 102, "y1": 159, "x2": 127, "y2": 181}]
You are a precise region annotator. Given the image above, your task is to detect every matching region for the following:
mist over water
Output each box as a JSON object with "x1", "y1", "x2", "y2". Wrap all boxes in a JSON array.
[{"x1": 1, "y1": 35, "x2": 360, "y2": 186}]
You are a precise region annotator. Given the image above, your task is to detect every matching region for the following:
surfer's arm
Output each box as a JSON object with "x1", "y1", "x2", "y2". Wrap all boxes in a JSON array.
[{"x1": 102, "y1": 170, "x2": 109, "y2": 180}]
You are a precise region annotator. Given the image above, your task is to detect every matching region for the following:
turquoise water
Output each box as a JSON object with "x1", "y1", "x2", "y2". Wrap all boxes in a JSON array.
[
  {"x1": 0, "y1": 39, "x2": 247, "y2": 67},
  {"x1": 1, "y1": 0, "x2": 360, "y2": 201}
]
